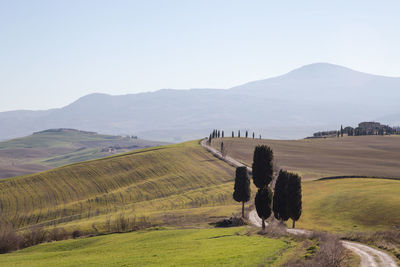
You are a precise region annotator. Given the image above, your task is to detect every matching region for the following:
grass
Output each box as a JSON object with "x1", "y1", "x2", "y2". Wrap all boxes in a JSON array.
[
  {"x1": 0, "y1": 140, "x2": 242, "y2": 232},
  {"x1": 298, "y1": 178, "x2": 400, "y2": 232},
  {"x1": 0, "y1": 129, "x2": 165, "y2": 178},
  {"x1": 211, "y1": 136, "x2": 400, "y2": 180},
  {"x1": 0, "y1": 227, "x2": 291, "y2": 267}
]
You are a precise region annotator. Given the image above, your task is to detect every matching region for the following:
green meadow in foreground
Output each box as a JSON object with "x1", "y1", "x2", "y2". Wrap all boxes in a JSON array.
[
  {"x1": 299, "y1": 178, "x2": 400, "y2": 232},
  {"x1": 0, "y1": 227, "x2": 291, "y2": 267}
]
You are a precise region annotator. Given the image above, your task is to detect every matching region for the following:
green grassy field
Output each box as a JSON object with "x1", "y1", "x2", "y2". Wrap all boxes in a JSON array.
[
  {"x1": 0, "y1": 227, "x2": 292, "y2": 267},
  {"x1": 0, "y1": 140, "x2": 243, "y2": 232},
  {"x1": 211, "y1": 136, "x2": 400, "y2": 180},
  {"x1": 0, "y1": 129, "x2": 166, "y2": 178},
  {"x1": 298, "y1": 178, "x2": 400, "y2": 232}
]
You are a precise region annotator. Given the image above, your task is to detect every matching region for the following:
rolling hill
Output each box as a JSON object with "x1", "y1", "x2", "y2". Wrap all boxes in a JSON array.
[
  {"x1": 210, "y1": 135, "x2": 400, "y2": 180},
  {"x1": 0, "y1": 141, "x2": 242, "y2": 232},
  {"x1": 1, "y1": 63, "x2": 400, "y2": 142},
  {"x1": 0, "y1": 128, "x2": 166, "y2": 179}
]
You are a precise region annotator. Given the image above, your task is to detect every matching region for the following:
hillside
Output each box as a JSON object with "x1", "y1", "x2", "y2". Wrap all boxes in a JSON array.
[
  {"x1": 299, "y1": 178, "x2": 400, "y2": 232},
  {"x1": 0, "y1": 141, "x2": 242, "y2": 232},
  {"x1": 211, "y1": 135, "x2": 400, "y2": 179},
  {"x1": 0, "y1": 129, "x2": 166, "y2": 178},
  {"x1": 1, "y1": 63, "x2": 400, "y2": 142}
]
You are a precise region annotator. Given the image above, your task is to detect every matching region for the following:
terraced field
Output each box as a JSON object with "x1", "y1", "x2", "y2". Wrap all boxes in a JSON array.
[
  {"x1": 211, "y1": 136, "x2": 400, "y2": 180},
  {"x1": 0, "y1": 141, "x2": 241, "y2": 232},
  {"x1": 0, "y1": 227, "x2": 293, "y2": 267}
]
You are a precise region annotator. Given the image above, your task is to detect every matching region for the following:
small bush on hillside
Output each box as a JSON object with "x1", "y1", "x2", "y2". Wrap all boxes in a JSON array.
[
  {"x1": 214, "y1": 216, "x2": 249, "y2": 227},
  {"x1": 72, "y1": 230, "x2": 83, "y2": 239},
  {"x1": 23, "y1": 226, "x2": 47, "y2": 247},
  {"x1": 49, "y1": 227, "x2": 68, "y2": 241}
]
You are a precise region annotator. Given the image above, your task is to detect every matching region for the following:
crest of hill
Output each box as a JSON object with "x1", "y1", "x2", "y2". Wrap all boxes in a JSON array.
[{"x1": 33, "y1": 128, "x2": 97, "y2": 135}]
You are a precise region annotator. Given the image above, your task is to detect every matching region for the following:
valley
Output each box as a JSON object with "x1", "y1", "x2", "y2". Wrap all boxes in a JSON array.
[{"x1": 0, "y1": 128, "x2": 166, "y2": 178}]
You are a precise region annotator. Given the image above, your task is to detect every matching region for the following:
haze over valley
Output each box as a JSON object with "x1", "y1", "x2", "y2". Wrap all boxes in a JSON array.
[{"x1": 2, "y1": 63, "x2": 400, "y2": 142}]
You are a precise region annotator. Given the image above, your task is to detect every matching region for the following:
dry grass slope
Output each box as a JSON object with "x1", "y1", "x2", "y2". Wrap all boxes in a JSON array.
[{"x1": 0, "y1": 141, "x2": 240, "y2": 232}]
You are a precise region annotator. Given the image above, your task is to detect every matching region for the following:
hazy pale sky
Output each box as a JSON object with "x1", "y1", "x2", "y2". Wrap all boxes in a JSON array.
[{"x1": 1, "y1": 0, "x2": 400, "y2": 112}]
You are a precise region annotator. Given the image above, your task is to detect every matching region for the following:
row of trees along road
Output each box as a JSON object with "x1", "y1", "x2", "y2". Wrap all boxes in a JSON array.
[
  {"x1": 208, "y1": 129, "x2": 261, "y2": 144},
  {"x1": 233, "y1": 145, "x2": 302, "y2": 229}
]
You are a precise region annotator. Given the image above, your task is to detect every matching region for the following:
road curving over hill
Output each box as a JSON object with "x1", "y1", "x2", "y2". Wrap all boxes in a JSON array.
[{"x1": 200, "y1": 138, "x2": 398, "y2": 267}]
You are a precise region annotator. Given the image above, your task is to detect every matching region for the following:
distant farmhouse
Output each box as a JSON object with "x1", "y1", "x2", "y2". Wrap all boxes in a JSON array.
[{"x1": 312, "y1": 121, "x2": 399, "y2": 138}]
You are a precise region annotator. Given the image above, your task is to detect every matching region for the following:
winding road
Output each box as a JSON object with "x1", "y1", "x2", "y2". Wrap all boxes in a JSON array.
[{"x1": 200, "y1": 138, "x2": 398, "y2": 267}]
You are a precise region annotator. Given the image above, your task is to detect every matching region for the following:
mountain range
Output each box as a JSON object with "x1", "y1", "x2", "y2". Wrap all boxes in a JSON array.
[{"x1": 1, "y1": 63, "x2": 400, "y2": 142}]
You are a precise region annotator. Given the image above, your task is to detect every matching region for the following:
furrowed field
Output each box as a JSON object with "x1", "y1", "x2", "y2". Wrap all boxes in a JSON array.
[
  {"x1": 0, "y1": 141, "x2": 242, "y2": 232},
  {"x1": 211, "y1": 135, "x2": 400, "y2": 179}
]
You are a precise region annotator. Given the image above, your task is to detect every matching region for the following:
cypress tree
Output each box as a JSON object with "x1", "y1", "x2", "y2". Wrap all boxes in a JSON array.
[
  {"x1": 340, "y1": 125, "x2": 344, "y2": 137},
  {"x1": 209, "y1": 134, "x2": 212, "y2": 144},
  {"x1": 253, "y1": 132, "x2": 255, "y2": 139},
  {"x1": 232, "y1": 131, "x2": 234, "y2": 138},
  {"x1": 252, "y1": 145, "x2": 274, "y2": 189},
  {"x1": 238, "y1": 130, "x2": 240, "y2": 138},
  {"x1": 218, "y1": 130, "x2": 220, "y2": 138},
  {"x1": 222, "y1": 131, "x2": 224, "y2": 138},
  {"x1": 255, "y1": 187, "x2": 273, "y2": 229},
  {"x1": 273, "y1": 170, "x2": 289, "y2": 221},
  {"x1": 287, "y1": 173, "x2": 302, "y2": 228},
  {"x1": 233, "y1": 167, "x2": 251, "y2": 218},
  {"x1": 245, "y1": 130, "x2": 248, "y2": 138}
]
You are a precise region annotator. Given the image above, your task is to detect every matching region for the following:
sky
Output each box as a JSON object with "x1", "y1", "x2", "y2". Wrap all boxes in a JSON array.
[{"x1": 1, "y1": 0, "x2": 400, "y2": 112}]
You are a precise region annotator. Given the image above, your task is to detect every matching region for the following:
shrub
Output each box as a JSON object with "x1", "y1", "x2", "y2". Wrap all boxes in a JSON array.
[{"x1": 0, "y1": 223, "x2": 23, "y2": 253}]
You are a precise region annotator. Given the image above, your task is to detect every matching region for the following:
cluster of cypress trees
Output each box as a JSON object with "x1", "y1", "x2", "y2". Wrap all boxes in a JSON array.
[
  {"x1": 273, "y1": 170, "x2": 302, "y2": 228},
  {"x1": 233, "y1": 145, "x2": 302, "y2": 229},
  {"x1": 252, "y1": 145, "x2": 274, "y2": 229}
]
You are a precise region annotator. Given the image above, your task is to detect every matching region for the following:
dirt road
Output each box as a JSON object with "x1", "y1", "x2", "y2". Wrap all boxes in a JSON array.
[{"x1": 201, "y1": 138, "x2": 398, "y2": 267}]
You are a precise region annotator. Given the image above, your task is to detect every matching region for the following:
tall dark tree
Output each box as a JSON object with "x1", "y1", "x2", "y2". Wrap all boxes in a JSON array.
[
  {"x1": 233, "y1": 167, "x2": 251, "y2": 218},
  {"x1": 218, "y1": 130, "x2": 220, "y2": 138},
  {"x1": 238, "y1": 130, "x2": 241, "y2": 138},
  {"x1": 340, "y1": 125, "x2": 344, "y2": 137},
  {"x1": 209, "y1": 134, "x2": 212, "y2": 144},
  {"x1": 287, "y1": 173, "x2": 302, "y2": 228},
  {"x1": 252, "y1": 145, "x2": 274, "y2": 189},
  {"x1": 245, "y1": 130, "x2": 248, "y2": 138},
  {"x1": 222, "y1": 131, "x2": 224, "y2": 138},
  {"x1": 252, "y1": 132, "x2": 255, "y2": 139},
  {"x1": 232, "y1": 131, "x2": 234, "y2": 138},
  {"x1": 273, "y1": 170, "x2": 289, "y2": 221},
  {"x1": 255, "y1": 187, "x2": 273, "y2": 229}
]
